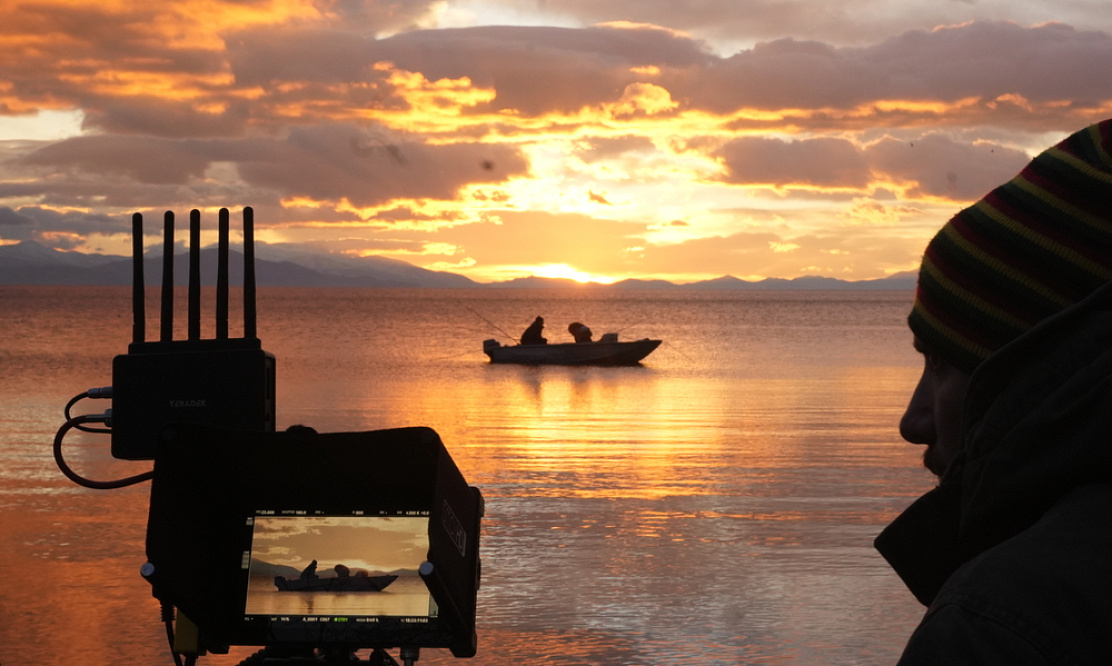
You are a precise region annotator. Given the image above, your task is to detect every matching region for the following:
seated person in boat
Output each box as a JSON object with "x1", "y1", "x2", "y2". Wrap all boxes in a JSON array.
[
  {"x1": 568, "y1": 322, "x2": 593, "y2": 343},
  {"x1": 520, "y1": 316, "x2": 547, "y2": 344},
  {"x1": 300, "y1": 559, "x2": 319, "y2": 580}
]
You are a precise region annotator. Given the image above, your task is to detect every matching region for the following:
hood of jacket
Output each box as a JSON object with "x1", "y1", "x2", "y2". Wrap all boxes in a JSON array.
[{"x1": 876, "y1": 280, "x2": 1112, "y2": 605}]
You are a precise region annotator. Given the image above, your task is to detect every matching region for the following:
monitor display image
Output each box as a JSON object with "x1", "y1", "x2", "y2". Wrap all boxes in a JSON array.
[
  {"x1": 144, "y1": 424, "x2": 481, "y2": 654},
  {"x1": 244, "y1": 513, "x2": 437, "y2": 621}
]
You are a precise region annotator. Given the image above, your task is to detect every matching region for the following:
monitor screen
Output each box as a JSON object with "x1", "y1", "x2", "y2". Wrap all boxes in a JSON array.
[{"x1": 244, "y1": 512, "x2": 438, "y2": 625}]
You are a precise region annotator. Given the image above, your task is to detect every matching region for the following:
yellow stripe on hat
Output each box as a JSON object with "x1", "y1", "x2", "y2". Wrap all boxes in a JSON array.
[
  {"x1": 976, "y1": 181, "x2": 1112, "y2": 282},
  {"x1": 1074, "y1": 124, "x2": 1112, "y2": 170},
  {"x1": 919, "y1": 254, "x2": 1031, "y2": 331},
  {"x1": 937, "y1": 220, "x2": 1073, "y2": 307},
  {"x1": 909, "y1": 290, "x2": 995, "y2": 361}
]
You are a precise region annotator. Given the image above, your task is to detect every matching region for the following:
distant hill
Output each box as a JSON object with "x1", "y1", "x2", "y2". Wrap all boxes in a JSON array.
[
  {"x1": 248, "y1": 560, "x2": 303, "y2": 579},
  {"x1": 0, "y1": 240, "x2": 917, "y2": 290},
  {"x1": 687, "y1": 273, "x2": 917, "y2": 290},
  {"x1": 486, "y1": 272, "x2": 917, "y2": 290},
  {"x1": 0, "y1": 240, "x2": 478, "y2": 288}
]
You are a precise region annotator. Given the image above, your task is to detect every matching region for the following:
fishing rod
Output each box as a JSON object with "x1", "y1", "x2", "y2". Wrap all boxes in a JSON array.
[
  {"x1": 462, "y1": 303, "x2": 517, "y2": 342},
  {"x1": 661, "y1": 340, "x2": 695, "y2": 364},
  {"x1": 614, "y1": 317, "x2": 651, "y2": 335}
]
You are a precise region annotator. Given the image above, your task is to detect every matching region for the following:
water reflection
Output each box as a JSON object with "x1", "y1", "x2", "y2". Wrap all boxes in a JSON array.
[{"x1": 0, "y1": 286, "x2": 929, "y2": 665}]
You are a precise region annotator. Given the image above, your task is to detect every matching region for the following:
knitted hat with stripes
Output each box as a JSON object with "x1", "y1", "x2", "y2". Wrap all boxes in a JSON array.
[{"x1": 909, "y1": 118, "x2": 1112, "y2": 373}]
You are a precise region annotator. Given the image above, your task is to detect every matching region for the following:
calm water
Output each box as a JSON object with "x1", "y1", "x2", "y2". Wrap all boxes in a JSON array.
[
  {"x1": 245, "y1": 575, "x2": 434, "y2": 617},
  {"x1": 0, "y1": 285, "x2": 933, "y2": 666}
]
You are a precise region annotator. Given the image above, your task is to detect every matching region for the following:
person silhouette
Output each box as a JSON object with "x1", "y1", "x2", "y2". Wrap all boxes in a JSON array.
[
  {"x1": 299, "y1": 559, "x2": 318, "y2": 580},
  {"x1": 520, "y1": 316, "x2": 547, "y2": 345},
  {"x1": 877, "y1": 118, "x2": 1112, "y2": 664},
  {"x1": 568, "y1": 322, "x2": 593, "y2": 343}
]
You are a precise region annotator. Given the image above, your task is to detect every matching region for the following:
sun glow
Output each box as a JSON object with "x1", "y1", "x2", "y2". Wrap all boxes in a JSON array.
[{"x1": 529, "y1": 263, "x2": 617, "y2": 284}]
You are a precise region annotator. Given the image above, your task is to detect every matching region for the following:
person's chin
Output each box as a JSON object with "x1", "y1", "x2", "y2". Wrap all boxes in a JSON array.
[{"x1": 922, "y1": 448, "x2": 946, "y2": 477}]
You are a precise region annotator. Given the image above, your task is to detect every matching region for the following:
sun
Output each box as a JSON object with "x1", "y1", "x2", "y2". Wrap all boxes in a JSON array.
[{"x1": 531, "y1": 263, "x2": 617, "y2": 284}]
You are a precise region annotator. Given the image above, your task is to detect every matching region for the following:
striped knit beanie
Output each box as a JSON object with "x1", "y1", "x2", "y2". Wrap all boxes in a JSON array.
[{"x1": 909, "y1": 118, "x2": 1112, "y2": 373}]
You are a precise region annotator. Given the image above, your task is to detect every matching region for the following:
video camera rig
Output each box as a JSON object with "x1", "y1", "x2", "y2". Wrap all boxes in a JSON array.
[{"x1": 53, "y1": 208, "x2": 483, "y2": 666}]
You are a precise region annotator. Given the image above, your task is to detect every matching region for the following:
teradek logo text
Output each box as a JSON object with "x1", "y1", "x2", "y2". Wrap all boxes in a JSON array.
[{"x1": 169, "y1": 399, "x2": 207, "y2": 408}]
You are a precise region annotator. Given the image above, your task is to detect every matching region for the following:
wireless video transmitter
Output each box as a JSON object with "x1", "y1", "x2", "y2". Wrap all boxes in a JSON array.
[
  {"x1": 110, "y1": 208, "x2": 275, "y2": 461},
  {"x1": 50, "y1": 206, "x2": 484, "y2": 664}
]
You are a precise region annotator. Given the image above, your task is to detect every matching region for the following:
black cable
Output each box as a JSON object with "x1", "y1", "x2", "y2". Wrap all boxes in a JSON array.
[
  {"x1": 53, "y1": 414, "x2": 153, "y2": 489},
  {"x1": 160, "y1": 603, "x2": 190, "y2": 666},
  {"x1": 64, "y1": 391, "x2": 112, "y2": 434}
]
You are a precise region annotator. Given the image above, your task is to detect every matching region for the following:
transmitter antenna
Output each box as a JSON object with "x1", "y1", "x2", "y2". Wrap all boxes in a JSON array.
[
  {"x1": 131, "y1": 207, "x2": 261, "y2": 343},
  {"x1": 188, "y1": 209, "x2": 201, "y2": 341},
  {"x1": 160, "y1": 211, "x2": 174, "y2": 342},
  {"x1": 244, "y1": 206, "x2": 257, "y2": 339},
  {"x1": 217, "y1": 208, "x2": 230, "y2": 340},
  {"x1": 131, "y1": 213, "x2": 145, "y2": 345}
]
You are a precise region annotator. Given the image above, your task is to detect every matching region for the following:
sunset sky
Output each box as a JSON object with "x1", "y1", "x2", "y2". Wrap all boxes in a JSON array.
[
  {"x1": 251, "y1": 515, "x2": 429, "y2": 573},
  {"x1": 2, "y1": 1, "x2": 1111, "y2": 284}
]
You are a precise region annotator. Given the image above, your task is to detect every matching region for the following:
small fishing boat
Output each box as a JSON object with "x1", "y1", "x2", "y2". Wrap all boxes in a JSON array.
[
  {"x1": 483, "y1": 333, "x2": 661, "y2": 366},
  {"x1": 274, "y1": 574, "x2": 398, "y2": 592}
]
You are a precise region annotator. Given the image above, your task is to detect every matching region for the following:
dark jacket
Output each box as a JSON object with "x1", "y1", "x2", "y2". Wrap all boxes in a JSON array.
[
  {"x1": 521, "y1": 317, "x2": 546, "y2": 345},
  {"x1": 875, "y1": 282, "x2": 1112, "y2": 664}
]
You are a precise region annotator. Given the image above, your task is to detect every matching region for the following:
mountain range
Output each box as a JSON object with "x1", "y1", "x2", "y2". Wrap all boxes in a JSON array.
[{"x1": 0, "y1": 240, "x2": 917, "y2": 290}]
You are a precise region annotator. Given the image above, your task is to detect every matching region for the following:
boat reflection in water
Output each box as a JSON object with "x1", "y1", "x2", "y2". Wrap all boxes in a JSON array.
[{"x1": 483, "y1": 333, "x2": 662, "y2": 366}]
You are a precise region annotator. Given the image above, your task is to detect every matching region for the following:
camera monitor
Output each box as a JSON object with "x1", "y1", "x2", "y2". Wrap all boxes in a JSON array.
[{"x1": 143, "y1": 424, "x2": 483, "y2": 657}]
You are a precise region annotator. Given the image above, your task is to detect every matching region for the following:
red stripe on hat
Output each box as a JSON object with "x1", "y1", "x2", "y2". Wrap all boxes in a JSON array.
[
  {"x1": 978, "y1": 186, "x2": 1112, "y2": 301},
  {"x1": 913, "y1": 276, "x2": 1002, "y2": 357},
  {"x1": 939, "y1": 212, "x2": 1064, "y2": 323}
]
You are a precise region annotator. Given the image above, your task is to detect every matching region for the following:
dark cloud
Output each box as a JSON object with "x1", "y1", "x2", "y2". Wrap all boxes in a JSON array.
[
  {"x1": 8, "y1": 16, "x2": 1112, "y2": 139},
  {"x1": 82, "y1": 98, "x2": 253, "y2": 138},
  {"x1": 312, "y1": 0, "x2": 442, "y2": 35},
  {"x1": 234, "y1": 124, "x2": 530, "y2": 207},
  {"x1": 714, "y1": 128, "x2": 1042, "y2": 198},
  {"x1": 10, "y1": 124, "x2": 528, "y2": 209},
  {"x1": 716, "y1": 136, "x2": 871, "y2": 188},
  {"x1": 22, "y1": 135, "x2": 214, "y2": 184},
  {"x1": 376, "y1": 23, "x2": 714, "y2": 77},
  {"x1": 859, "y1": 22, "x2": 1112, "y2": 102},
  {"x1": 0, "y1": 206, "x2": 125, "y2": 245},
  {"x1": 676, "y1": 22, "x2": 1112, "y2": 117},
  {"x1": 573, "y1": 135, "x2": 658, "y2": 161},
  {"x1": 219, "y1": 21, "x2": 1112, "y2": 129},
  {"x1": 0, "y1": 176, "x2": 256, "y2": 211},
  {"x1": 225, "y1": 28, "x2": 387, "y2": 88},
  {"x1": 0, "y1": 206, "x2": 35, "y2": 228},
  {"x1": 865, "y1": 132, "x2": 1030, "y2": 200},
  {"x1": 482, "y1": 0, "x2": 1112, "y2": 50},
  {"x1": 224, "y1": 23, "x2": 712, "y2": 117}
]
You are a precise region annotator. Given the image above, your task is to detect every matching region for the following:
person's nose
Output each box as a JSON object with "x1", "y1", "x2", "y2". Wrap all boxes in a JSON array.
[{"x1": 899, "y1": 374, "x2": 935, "y2": 445}]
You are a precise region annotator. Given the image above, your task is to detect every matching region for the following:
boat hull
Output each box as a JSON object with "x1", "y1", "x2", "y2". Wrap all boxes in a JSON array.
[
  {"x1": 274, "y1": 574, "x2": 398, "y2": 592},
  {"x1": 483, "y1": 339, "x2": 661, "y2": 366}
]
